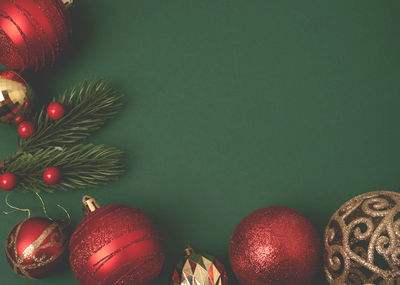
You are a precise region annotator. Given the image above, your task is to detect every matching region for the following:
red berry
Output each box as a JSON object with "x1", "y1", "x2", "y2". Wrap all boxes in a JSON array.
[
  {"x1": 0, "y1": 173, "x2": 17, "y2": 191},
  {"x1": 14, "y1": 115, "x2": 24, "y2": 124},
  {"x1": 47, "y1": 102, "x2": 65, "y2": 120},
  {"x1": 43, "y1": 167, "x2": 61, "y2": 185},
  {"x1": 18, "y1": 121, "x2": 35, "y2": 138}
]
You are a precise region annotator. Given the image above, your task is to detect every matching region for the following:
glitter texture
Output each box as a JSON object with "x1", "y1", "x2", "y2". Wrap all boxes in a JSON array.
[
  {"x1": 5, "y1": 217, "x2": 67, "y2": 279},
  {"x1": 229, "y1": 206, "x2": 321, "y2": 285},
  {"x1": 324, "y1": 191, "x2": 400, "y2": 284},
  {"x1": 69, "y1": 204, "x2": 165, "y2": 285},
  {"x1": 0, "y1": 0, "x2": 71, "y2": 70}
]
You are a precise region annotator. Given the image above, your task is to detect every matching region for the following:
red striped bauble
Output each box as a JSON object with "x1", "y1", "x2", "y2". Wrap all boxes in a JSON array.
[
  {"x1": 69, "y1": 196, "x2": 165, "y2": 285},
  {"x1": 0, "y1": 0, "x2": 71, "y2": 71}
]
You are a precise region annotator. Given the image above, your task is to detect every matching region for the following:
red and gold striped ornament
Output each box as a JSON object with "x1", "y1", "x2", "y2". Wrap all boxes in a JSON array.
[
  {"x1": 5, "y1": 217, "x2": 67, "y2": 279},
  {"x1": 0, "y1": 0, "x2": 72, "y2": 71},
  {"x1": 0, "y1": 70, "x2": 32, "y2": 125},
  {"x1": 69, "y1": 196, "x2": 165, "y2": 285}
]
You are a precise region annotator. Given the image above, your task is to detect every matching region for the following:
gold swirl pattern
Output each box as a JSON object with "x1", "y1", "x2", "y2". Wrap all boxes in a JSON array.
[{"x1": 324, "y1": 191, "x2": 400, "y2": 284}]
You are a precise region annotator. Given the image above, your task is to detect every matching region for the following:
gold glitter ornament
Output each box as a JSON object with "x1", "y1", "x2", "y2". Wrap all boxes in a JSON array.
[
  {"x1": 0, "y1": 70, "x2": 32, "y2": 125},
  {"x1": 324, "y1": 191, "x2": 400, "y2": 284}
]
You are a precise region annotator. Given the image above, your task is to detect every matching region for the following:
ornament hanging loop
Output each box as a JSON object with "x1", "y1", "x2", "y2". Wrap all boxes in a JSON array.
[
  {"x1": 3, "y1": 193, "x2": 32, "y2": 218},
  {"x1": 34, "y1": 192, "x2": 71, "y2": 227},
  {"x1": 82, "y1": 195, "x2": 100, "y2": 215},
  {"x1": 3, "y1": 192, "x2": 71, "y2": 226}
]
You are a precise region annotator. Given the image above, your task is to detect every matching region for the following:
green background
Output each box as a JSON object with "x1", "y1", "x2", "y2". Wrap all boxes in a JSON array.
[{"x1": 1, "y1": 0, "x2": 400, "y2": 284}]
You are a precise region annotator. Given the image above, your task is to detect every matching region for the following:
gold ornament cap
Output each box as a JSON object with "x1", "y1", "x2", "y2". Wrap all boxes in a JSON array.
[
  {"x1": 184, "y1": 247, "x2": 193, "y2": 257},
  {"x1": 61, "y1": 0, "x2": 74, "y2": 8},
  {"x1": 81, "y1": 196, "x2": 100, "y2": 215}
]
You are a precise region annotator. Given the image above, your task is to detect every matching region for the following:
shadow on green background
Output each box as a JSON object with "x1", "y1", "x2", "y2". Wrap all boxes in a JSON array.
[{"x1": 1, "y1": 1, "x2": 400, "y2": 284}]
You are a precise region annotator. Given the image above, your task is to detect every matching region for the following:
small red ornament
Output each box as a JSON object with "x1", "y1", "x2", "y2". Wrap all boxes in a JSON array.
[
  {"x1": 14, "y1": 115, "x2": 24, "y2": 124},
  {"x1": 0, "y1": 0, "x2": 72, "y2": 71},
  {"x1": 0, "y1": 172, "x2": 17, "y2": 191},
  {"x1": 47, "y1": 102, "x2": 65, "y2": 120},
  {"x1": 18, "y1": 121, "x2": 35, "y2": 138},
  {"x1": 5, "y1": 217, "x2": 67, "y2": 279},
  {"x1": 69, "y1": 196, "x2": 165, "y2": 285},
  {"x1": 43, "y1": 167, "x2": 61, "y2": 185},
  {"x1": 230, "y1": 206, "x2": 321, "y2": 285}
]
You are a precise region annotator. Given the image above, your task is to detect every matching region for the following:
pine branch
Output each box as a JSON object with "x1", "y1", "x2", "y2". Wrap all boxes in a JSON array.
[
  {"x1": 19, "y1": 79, "x2": 122, "y2": 152},
  {"x1": 3, "y1": 144, "x2": 124, "y2": 193}
]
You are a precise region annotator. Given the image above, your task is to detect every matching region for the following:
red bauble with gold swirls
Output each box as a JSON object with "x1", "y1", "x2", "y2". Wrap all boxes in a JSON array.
[
  {"x1": 0, "y1": 0, "x2": 72, "y2": 71},
  {"x1": 5, "y1": 217, "x2": 67, "y2": 279},
  {"x1": 229, "y1": 206, "x2": 322, "y2": 285},
  {"x1": 69, "y1": 196, "x2": 165, "y2": 285}
]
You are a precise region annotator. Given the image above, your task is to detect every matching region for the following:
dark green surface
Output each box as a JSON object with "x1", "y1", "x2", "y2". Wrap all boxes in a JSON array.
[{"x1": 1, "y1": 1, "x2": 400, "y2": 284}]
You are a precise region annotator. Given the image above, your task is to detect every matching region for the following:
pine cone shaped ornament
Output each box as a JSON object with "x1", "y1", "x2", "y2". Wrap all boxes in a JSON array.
[{"x1": 171, "y1": 247, "x2": 228, "y2": 285}]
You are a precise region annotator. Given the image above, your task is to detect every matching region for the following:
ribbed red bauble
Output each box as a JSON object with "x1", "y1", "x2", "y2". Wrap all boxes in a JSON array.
[
  {"x1": 0, "y1": 0, "x2": 72, "y2": 71},
  {"x1": 69, "y1": 196, "x2": 165, "y2": 285},
  {"x1": 47, "y1": 102, "x2": 65, "y2": 120},
  {"x1": 230, "y1": 206, "x2": 322, "y2": 285},
  {"x1": 43, "y1": 167, "x2": 61, "y2": 184},
  {"x1": 5, "y1": 217, "x2": 67, "y2": 279},
  {"x1": 0, "y1": 172, "x2": 17, "y2": 191},
  {"x1": 18, "y1": 121, "x2": 35, "y2": 138}
]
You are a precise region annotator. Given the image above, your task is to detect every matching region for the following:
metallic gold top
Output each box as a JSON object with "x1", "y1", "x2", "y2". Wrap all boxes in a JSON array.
[
  {"x1": 184, "y1": 247, "x2": 193, "y2": 256},
  {"x1": 61, "y1": 0, "x2": 73, "y2": 8},
  {"x1": 81, "y1": 196, "x2": 100, "y2": 215}
]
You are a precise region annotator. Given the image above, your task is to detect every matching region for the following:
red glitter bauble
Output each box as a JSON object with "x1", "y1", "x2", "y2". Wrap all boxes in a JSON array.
[
  {"x1": 0, "y1": 172, "x2": 17, "y2": 191},
  {"x1": 5, "y1": 217, "x2": 67, "y2": 279},
  {"x1": 229, "y1": 206, "x2": 322, "y2": 285},
  {"x1": 43, "y1": 167, "x2": 61, "y2": 184},
  {"x1": 0, "y1": 0, "x2": 71, "y2": 71},
  {"x1": 47, "y1": 102, "x2": 65, "y2": 120},
  {"x1": 18, "y1": 121, "x2": 35, "y2": 138},
  {"x1": 69, "y1": 196, "x2": 165, "y2": 285}
]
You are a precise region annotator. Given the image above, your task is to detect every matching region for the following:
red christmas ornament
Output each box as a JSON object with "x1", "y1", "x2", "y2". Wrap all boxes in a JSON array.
[
  {"x1": 47, "y1": 102, "x2": 65, "y2": 120},
  {"x1": 230, "y1": 206, "x2": 321, "y2": 285},
  {"x1": 69, "y1": 196, "x2": 165, "y2": 285},
  {"x1": 5, "y1": 217, "x2": 67, "y2": 279},
  {"x1": 43, "y1": 167, "x2": 61, "y2": 184},
  {"x1": 0, "y1": 0, "x2": 72, "y2": 71},
  {"x1": 0, "y1": 172, "x2": 17, "y2": 191},
  {"x1": 18, "y1": 121, "x2": 35, "y2": 138}
]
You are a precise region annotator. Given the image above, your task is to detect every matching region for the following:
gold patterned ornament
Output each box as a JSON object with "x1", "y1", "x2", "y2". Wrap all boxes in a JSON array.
[
  {"x1": 0, "y1": 70, "x2": 32, "y2": 125},
  {"x1": 171, "y1": 247, "x2": 228, "y2": 285},
  {"x1": 324, "y1": 191, "x2": 400, "y2": 284},
  {"x1": 5, "y1": 217, "x2": 67, "y2": 279}
]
